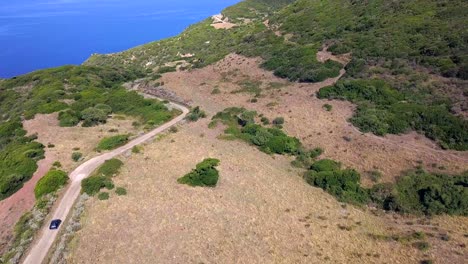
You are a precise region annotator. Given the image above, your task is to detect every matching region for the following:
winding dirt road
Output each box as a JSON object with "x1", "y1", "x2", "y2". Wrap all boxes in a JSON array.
[{"x1": 22, "y1": 101, "x2": 189, "y2": 264}]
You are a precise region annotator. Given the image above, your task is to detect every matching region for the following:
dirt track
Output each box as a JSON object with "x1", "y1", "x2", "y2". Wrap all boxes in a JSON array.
[{"x1": 22, "y1": 102, "x2": 189, "y2": 264}]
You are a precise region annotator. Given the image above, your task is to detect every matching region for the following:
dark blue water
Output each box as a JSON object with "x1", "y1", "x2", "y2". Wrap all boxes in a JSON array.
[{"x1": 0, "y1": 0, "x2": 240, "y2": 78}]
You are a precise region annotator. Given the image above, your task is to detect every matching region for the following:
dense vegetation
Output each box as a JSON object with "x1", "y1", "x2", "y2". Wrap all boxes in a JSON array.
[
  {"x1": 305, "y1": 159, "x2": 468, "y2": 216},
  {"x1": 85, "y1": 0, "x2": 342, "y2": 83},
  {"x1": 318, "y1": 79, "x2": 468, "y2": 150},
  {"x1": 178, "y1": 158, "x2": 221, "y2": 187},
  {"x1": 271, "y1": 0, "x2": 467, "y2": 79},
  {"x1": 305, "y1": 159, "x2": 369, "y2": 205},
  {"x1": 81, "y1": 158, "x2": 123, "y2": 195},
  {"x1": 211, "y1": 107, "x2": 322, "y2": 167},
  {"x1": 34, "y1": 170, "x2": 68, "y2": 199},
  {"x1": 0, "y1": 65, "x2": 176, "y2": 200},
  {"x1": 96, "y1": 135, "x2": 130, "y2": 151},
  {"x1": 0, "y1": 120, "x2": 44, "y2": 200}
]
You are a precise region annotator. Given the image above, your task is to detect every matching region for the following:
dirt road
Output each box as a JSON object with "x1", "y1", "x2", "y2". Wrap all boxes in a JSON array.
[{"x1": 22, "y1": 101, "x2": 189, "y2": 264}]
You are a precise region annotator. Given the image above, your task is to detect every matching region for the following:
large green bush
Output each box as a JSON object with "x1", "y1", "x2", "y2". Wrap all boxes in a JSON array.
[
  {"x1": 34, "y1": 170, "x2": 69, "y2": 198},
  {"x1": 96, "y1": 135, "x2": 129, "y2": 151},
  {"x1": 95, "y1": 159, "x2": 123, "y2": 177},
  {"x1": 81, "y1": 158, "x2": 124, "y2": 196},
  {"x1": 81, "y1": 176, "x2": 112, "y2": 196},
  {"x1": 393, "y1": 171, "x2": 468, "y2": 215},
  {"x1": 178, "y1": 158, "x2": 220, "y2": 187},
  {"x1": 305, "y1": 160, "x2": 369, "y2": 205}
]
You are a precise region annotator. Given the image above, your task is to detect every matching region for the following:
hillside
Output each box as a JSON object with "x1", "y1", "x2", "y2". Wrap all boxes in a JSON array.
[
  {"x1": 1, "y1": 0, "x2": 468, "y2": 263},
  {"x1": 86, "y1": 0, "x2": 468, "y2": 150}
]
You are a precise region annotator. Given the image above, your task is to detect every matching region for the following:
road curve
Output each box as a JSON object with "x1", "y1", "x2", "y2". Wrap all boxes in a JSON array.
[{"x1": 23, "y1": 101, "x2": 189, "y2": 264}]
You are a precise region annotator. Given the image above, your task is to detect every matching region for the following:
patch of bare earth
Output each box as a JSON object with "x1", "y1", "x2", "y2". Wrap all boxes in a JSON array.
[
  {"x1": 70, "y1": 119, "x2": 430, "y2": 263},
  {"x1": 0, "y1": 113, "x2": 139, "y2": 254},
  {"x1": 211, "y1": 14, "x2": 237, "y2": 29}
]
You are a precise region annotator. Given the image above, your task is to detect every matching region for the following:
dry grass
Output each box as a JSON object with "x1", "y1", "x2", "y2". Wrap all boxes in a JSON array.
[
  {"x1": 69, "y1": 119, "x2": 428, "y2": 264},
  {"x1": 67, "y1": 53, "x2": 468, "y2": 263},
  {"x1": 151, "y1": 53, "x2": 468, "y2": 185},
  {"x1": 23, "y1": 113, "x2": 139, "y2": 172}
]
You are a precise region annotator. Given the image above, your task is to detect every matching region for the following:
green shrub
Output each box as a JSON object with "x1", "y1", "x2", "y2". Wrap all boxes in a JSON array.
[
  {"x1": 98, "y1": 192, "x2": 110, "y2": 200},
  {"x1": 260, "y1": 117, "x2": 270, "y2": 125},
  {"x1": 34, "y1": 170, "x2": 68, "y2": 198},
  {"x1": 186, "y1": 106, "x2": 207, "y2": 122},
  {"x1": 95, "y1": 159, "x2": 123, "y2": 177},
  {"x1": 323, "y1": 104, "x2": 332, "y2": 111},
  {"x1": 310, "y1": 159, "x2": 341, "y2": 172},
  {"x1": 115, "y1": 187, "x2": 127, "y2": 196},
  {"x1": 71, "y1": 152, "x2": 82, "y2": 162},
  {"x1": 413, "y1": 241, "x2": 430, "y2": 251},
  {"x1": 81, "y1": 107, "x2": 108, "y2": 127},
  {"x1": 177, "y1": 158, "x2": 220, "y2": 187},
  {"x1": 58, "y1": 110, "x2": 80, "y2": 127},
  {"x1": 305, "y1": 160, "x2": 370, "y2": 205},
  {"x1": 81, "y1": 176, "x2": 111, "y2": 196},
  {"x1": 131, "y1": 146, "x2": 141, "y2": 153},
  {"x1": 272, "y1": 117, "x2": 285, "y2": 125},
  {"x1": 96, "y1": 135, "x2": 129, "y2": 151},
  {"x1": 393, "y1": 171, "x2": 468, "y2": 215}
]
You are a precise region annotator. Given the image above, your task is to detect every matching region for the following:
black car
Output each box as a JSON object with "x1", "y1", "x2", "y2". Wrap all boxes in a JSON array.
[{"x1": 49, "y1": 219, "x2": 62, "y2": 230}]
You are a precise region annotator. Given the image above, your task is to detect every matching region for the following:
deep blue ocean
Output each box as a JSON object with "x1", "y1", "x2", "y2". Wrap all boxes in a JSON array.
[{"x1": 0, "y1": 0, "x2": 240, "y2": 78}]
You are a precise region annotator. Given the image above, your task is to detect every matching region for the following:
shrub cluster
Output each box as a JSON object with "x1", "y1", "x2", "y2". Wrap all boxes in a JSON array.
[
  {"x1": 0, "y1": 120, "x2": 45, "y2": 200},
  {"x1": 81, "y1": 158, "x2": 124, "y2": 195},
  {"x1": 178, "y1": 158, "x2": 220, "y2": 187},
  {"x1": 186, "y1": 106, "x2": 207, "y2": 122},
  {"x1": 318, "y1": 79, "x2": 468, "y2": 150},
  {"x1": 212, "y1": 108, "x2": 302, "y2": 155},
  {"x1": 304, "y1": 159, "x2": 468, "y2": 216},
  {"x1": 96, "y1": 135, "x2": 129, "y2": 151},
  {"x1": 34, "y1": 170, "x2": 69, "y2": 198},
  {"x1": 305, "y1": 160, "x2": 369, "y2": 205}
]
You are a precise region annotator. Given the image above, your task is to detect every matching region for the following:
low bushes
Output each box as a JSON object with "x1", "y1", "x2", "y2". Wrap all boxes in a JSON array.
[
  {"x1": 186, "y1": 106, "x2": 207, "y2": 122},
  {"x1": 81, "y1": 158, "x2": 124, "y2": 196},
  {"x1": 96, "y1": 135, "x2": 129, "y2": 151},
  {"x1": 305, "y1": 160, "x2": 369, "y2": 205},
  {"x1": 81, "y1": 176, "x2": 112, "y2": 196},
  {"x1": 212, "y1": 108, "x2": 302, "y2": 155},
  {"x1": 34, "y1": 170, "x2": 68, "y2": 198},
  {"x1": 304, "y1": 158, "x2": 468, "y2": 216},
  {"x1": 115, "y1": 187, "x2": 127, "y2": 196},
  {"x1": 98, "y1": 192, "x2": 110, "y2": 200},
  {"x1": 71, "y1": 152, "x2": 82, "y2": 162},
  {"x1": 178, "y1": 158, "x2": 220, "y2": 187},
  {"x1": 393, "y1": 171, "x2": 468, "y2": 215},
  {"x1": 318, "y1": 79, "x2": 468, "y2": 150},
  {"x1": 95, "y1": 158, "x2": 123, "y2": 177}
]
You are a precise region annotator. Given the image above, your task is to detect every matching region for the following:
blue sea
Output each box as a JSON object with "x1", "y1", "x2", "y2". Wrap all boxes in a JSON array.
[{"x1": 0, "y1": 0, "x2": 240, "y2": 78}]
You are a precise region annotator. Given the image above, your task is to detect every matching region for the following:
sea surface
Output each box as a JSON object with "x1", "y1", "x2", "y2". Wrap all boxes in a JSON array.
[{"x1": 0, "y1": 0, "x2": 240, "y2": 78}]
